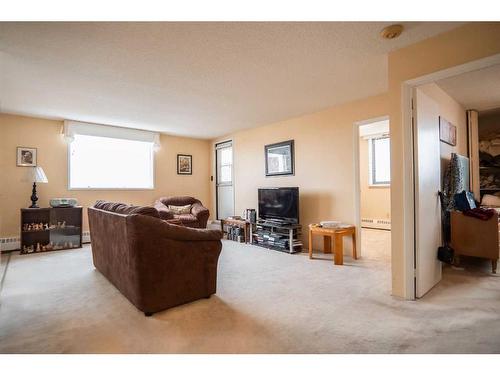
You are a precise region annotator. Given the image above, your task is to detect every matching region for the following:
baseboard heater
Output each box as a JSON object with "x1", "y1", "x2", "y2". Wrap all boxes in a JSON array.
[
  {"x1": 361, "y1": 218, "x2": 391, "y2": 230},
  {"x1": 0, "y1": 237, "x2": 21, "y2": 252}
]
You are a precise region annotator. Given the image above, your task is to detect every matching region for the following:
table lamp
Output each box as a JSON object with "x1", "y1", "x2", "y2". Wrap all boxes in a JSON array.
[{"x1": 26, "y1": 166, "x2": 48, "y2": 208}]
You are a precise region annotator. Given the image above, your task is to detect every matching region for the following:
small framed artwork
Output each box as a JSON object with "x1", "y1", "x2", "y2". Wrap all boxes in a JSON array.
[
  {"x1": 439, "y1": 117, "x2": 456, "y2": 146},
  {"x1": 17, "y1": 147, "x2": 37, "y2": 167},
  {"x1": 265, "y1": 140, "x2": 295, "y2": 177},
  {"x1": 177, "y1": 154, "x2": 192, "y2": 175}
]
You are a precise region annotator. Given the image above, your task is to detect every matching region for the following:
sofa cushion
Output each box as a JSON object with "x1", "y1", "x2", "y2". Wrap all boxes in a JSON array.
[
  {"x1": 94, "y1": 200, "x2": 160, "y2": 219},
  {"x1": 168, "y1": 204, "x2": 192, "y2": 214},
  {"x1": 174, "y1": 213, "x2": 198, "y2": 223}
]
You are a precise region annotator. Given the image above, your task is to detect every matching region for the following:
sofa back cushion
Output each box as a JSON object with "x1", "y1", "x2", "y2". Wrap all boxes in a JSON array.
[
  {"x1": 159, "y1": 196, "x2": 200, "y2": 207},
  {"x1": 94, "y1": 200, "x2": 160, "y2": 219}
]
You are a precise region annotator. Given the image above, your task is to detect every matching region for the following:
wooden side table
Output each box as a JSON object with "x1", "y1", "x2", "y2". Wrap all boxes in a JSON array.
[
  {"x1": 220, "y1": 218, "x2": 252, "y2": 243},
  {"x1": 308, "y1": 224, "x2": 356, "y2": 265}
]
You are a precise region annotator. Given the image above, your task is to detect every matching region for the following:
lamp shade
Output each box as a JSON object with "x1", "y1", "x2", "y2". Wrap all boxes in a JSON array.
[{"x1": 28, "y1": 166, "x2": 48, "y2": 183}]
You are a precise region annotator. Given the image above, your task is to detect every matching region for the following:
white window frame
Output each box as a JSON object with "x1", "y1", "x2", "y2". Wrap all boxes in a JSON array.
[{"x1": 369, "y1": 136, "x2": 391, "y2": 187}]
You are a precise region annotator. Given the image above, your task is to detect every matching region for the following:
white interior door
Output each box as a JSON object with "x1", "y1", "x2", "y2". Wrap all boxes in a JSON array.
[
  {"x1": 413, "y1": 88, "x2": 442, "y2": 298},
  {"x1": 216, "y1": 141, "x2": 234, "y2": 220}
]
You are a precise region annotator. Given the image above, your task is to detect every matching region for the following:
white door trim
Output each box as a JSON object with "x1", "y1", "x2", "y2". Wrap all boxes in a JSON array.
[
  {"x1": 215, "y1": 140, "x2": 235, "y2": 220},
  {"x1": 353, "y1": 115, "x2": 390, "y2": 259},
  {"x1": 401, "y1": 53, "x2": 500, "y2": 300}
]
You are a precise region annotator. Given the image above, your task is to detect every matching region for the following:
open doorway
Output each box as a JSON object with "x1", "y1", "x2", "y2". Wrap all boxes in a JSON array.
[
  {"x1": 407, "y1": 58, "x2": 500, "y2": 298},
  {"x1": 356, "y1": 118, "x2": 391, "y2": 263},
  {"x1": 434, "y1": 64, "x2": 500, "y2": 273}
]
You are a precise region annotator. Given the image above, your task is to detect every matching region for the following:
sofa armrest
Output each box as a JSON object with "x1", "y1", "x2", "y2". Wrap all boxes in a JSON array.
[
  {"x1": 154, "y1": 200, "x2": 174, "y2": 220},
  {"x1": 125, "y1": 214, "x2": 222, "y2": 312},
  {"x1": 191, "y1": 202, "x2": 210, "y2": 226},
  {"x1": 163, "y1": 222, "x2": 222, "y2": 241}
]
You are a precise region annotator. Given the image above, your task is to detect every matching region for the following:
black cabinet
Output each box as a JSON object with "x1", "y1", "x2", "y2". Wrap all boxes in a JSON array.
[
  {"x1": 253, "y1": 221, "x2": 302, "y2": 254},
  {"x1": 20, "y1": 206, "x2": 83, "y2": 254}
]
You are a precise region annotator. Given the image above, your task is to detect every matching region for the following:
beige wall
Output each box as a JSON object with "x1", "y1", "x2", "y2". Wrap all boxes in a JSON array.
[
  {"x1": 359, "y1": 137, "x2": 391, "y2": 220},
  {"x1": 419, "y1": 82, "x2": 467, "y2": 181},
  {"x1": 388, "y1": 22, "x2": 500, "y2": 297},
  {"x1": 0, "y1": 113, "x2": 211, "y2": 237},
  {"x1": 211, "y1": 93, "x2": 389, "y2": 251}
]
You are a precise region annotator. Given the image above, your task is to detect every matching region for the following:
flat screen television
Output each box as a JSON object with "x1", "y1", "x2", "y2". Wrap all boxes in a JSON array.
[{"x1": 258, "y1": 187, "x2": 299, "y2": 224}]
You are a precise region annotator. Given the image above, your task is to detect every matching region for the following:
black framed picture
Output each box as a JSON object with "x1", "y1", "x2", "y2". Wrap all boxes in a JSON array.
[
  {"x1": 177, "y1": 154, "x2": 192, "y2": 175},
  {"x1": 265, "y1": 140, "x2": 294, "y2": 177},
  {"x1": 17, "y1": 147, "x2": 37, "y2": 167}
]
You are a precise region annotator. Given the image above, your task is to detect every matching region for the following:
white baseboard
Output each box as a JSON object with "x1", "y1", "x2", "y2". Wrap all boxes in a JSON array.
[
  {"x1": 0, "y1": 237, "x2": 21, "y2": 251},
  {"x1": 361, "y1": 218, "x2": 391, "y2": 230}
]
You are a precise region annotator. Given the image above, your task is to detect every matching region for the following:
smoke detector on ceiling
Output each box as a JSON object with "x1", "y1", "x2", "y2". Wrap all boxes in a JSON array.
[{"x1": 380, "y1": 24, "x2": 404, "y2": 39}]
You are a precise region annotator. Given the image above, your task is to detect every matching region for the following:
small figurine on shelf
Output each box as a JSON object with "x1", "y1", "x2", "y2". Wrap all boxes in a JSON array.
[
  {"x1": 36, "y1": 243, "x2": 41, "y2": 252},
  {"x1": 61, "y1": 221, "x2": 66, "y2": 229},
  {"x1": 24, "y1": 245, "x2": 34, "y2": 253}
]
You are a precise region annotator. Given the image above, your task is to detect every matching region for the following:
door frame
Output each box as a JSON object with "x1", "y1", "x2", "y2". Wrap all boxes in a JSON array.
[
  {"x1": 215, "y1": 139, "x2": 234, "y2": 220},
  {"x1": 353, "y1": 115, "x2": 390, "y2": 259},
  {"x1": 401, "y1": 53, "x2": 500, "y2": 300}
]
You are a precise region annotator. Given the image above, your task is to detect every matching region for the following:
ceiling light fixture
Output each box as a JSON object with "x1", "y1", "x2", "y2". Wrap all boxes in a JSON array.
[{"x1": 380, "y1": 24, "x2": 404, "y2": 39}]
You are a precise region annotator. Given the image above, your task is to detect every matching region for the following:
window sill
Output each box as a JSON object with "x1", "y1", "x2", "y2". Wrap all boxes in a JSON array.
[{"x1": 368, "y1": 184, "x2": 390, "y2": 189}]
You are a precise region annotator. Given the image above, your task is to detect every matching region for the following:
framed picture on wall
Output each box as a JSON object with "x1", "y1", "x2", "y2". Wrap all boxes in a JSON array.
[
  {"x1": 265, "y1": 140, "x2": 295, "y2": 176},
  {"x1": 17, "y1": 147, "x2": 37, "y2": 167},
  {"x1": 439, "y1": 116, "x2": 456, "y2": 146},
  {"x1": 177, "y1": 154, "x2": 192, "y2": 175}
]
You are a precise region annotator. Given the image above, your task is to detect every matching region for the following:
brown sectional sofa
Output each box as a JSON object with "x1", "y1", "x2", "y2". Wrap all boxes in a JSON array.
[
  {"x1": 154, "y1": 196, "x2": 210, "y2": 228},
  {"x1": 88, "y1": 201, "x2": 222, "y2": 316}
]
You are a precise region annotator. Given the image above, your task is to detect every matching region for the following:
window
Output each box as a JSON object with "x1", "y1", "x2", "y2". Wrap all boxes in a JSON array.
[
  {"x1": 216, "y1": 141, "x2": 234, "y2": 220},
  {"x1": 69, "y1": 134, "x2": 154, "y2": 189},
  {"x1": 218, "y1": 146, "x2": 233, "y2": 183},
  {"x1": 369, "y1": 136, "x2": 391, "y2": 186}
]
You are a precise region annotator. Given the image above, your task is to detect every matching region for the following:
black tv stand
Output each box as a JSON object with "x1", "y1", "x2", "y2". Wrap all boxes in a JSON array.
[{"x1": 253, "y1": 220, "x2": 302, "y2": 254}]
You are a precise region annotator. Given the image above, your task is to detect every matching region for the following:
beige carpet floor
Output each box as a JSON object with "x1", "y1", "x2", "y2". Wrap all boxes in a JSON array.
[{"x1": 1, "y1": 233, "x2": 500, "y2": 353}]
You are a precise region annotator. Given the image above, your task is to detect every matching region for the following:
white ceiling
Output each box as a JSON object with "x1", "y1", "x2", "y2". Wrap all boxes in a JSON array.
[
  {"x1": 436, "y1": 63, "x2": 500, "y2": 112},
  {"x1": 0, "y1": 22, "x2": 463, "y2": 139}
]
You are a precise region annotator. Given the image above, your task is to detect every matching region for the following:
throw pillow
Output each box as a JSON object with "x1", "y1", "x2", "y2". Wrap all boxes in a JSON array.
[{"x1": 168, "y1": 204, "x2": 192, "y2": 214}]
